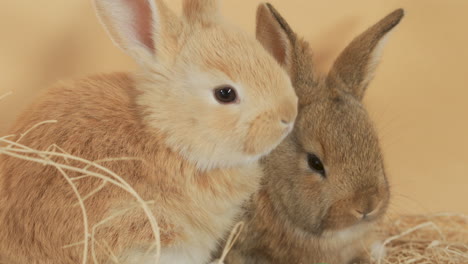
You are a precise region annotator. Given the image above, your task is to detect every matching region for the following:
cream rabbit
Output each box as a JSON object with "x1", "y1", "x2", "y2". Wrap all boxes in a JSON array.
[
  {"x1": 0, "y1": 0, "x2": 298, "y2": 263},
  {"x1": 223, "y1": 3, "x2": 404, "y2": 264}
]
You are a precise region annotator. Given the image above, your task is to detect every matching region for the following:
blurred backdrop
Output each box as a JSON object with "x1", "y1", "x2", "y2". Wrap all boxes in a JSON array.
[{"x1": 0, "y1": 0, "x2": 467, "y2": 214}]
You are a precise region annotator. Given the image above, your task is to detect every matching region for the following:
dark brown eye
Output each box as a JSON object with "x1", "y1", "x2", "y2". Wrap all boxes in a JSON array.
[
  {"x1": 307, "y1": 153, "x2": 325, "y2": 177},
  {"x1": 214, "y1": 85, "x2": 237, "y2": 104}
]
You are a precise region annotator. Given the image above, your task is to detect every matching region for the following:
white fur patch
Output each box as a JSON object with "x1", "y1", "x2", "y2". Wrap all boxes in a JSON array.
[
  {"x1": 121, "y1": 242, "x2": 211, "y2": 264},
  {"x1": 370, "y1": 240, "x2": 386, "y2": 261},
  {"x1": 158, "y1": 243, "x2": 210, "y2": 264},
  {"x1": 364, "y1": 33, "x2": 391, "y2": 87},
  {"x1": 322, "y1": 223, "x2": 370, "y2": 243}
]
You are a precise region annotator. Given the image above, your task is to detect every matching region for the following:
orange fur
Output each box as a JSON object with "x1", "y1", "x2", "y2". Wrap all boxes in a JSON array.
[{"x1": 0, "y1": 0, "x2": 298, "y2": 263}]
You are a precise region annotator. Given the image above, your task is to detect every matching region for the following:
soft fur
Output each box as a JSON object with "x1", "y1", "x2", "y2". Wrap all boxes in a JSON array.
[
  {"x1": 223, "y1": 4, "x2": 404, "y2": 264},
  {"x1": 0, "y1": 0, "x2": 298, "y2": 263}
]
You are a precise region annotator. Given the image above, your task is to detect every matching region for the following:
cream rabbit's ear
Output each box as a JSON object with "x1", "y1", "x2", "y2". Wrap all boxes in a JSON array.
[
  {"x1": 327, "y1": 9, "x2": 404, "y2": 100},
  {"x1": 94, "y1": 0, "x2": 181, "y2": 64},
  {"x1": 256, "y1": 3, "x2": 294, "y2": 75},
  {"x1": 183, "y1": 0, "x2": 221, "y2": 26}
]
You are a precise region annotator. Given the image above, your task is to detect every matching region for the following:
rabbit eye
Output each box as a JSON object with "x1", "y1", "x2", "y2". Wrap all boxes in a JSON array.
[
  {"x1": 307, "y1": 153, "x2": 325, "y2": 177},
  {"x1": 214, "y1": 85, "x2": 238, "y2": 104}
]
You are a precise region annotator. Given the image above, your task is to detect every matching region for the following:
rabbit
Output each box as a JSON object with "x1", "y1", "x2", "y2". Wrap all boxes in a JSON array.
[
  {"x1": 222, "y1": 3, "x2": 404, "y2": 264},
  {"x1": 0, "y1": 0, "x2": 298, "y2": 263}
]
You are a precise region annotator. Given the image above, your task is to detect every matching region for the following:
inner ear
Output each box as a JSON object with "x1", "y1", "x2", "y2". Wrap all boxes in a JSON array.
[
  {"x1": 327, "y1": 9, "x2": 404, "y2": 100},
  {"x1": 132, "y1": 0, "x2": 155, "y2": 52},
  {"x1": 255, "y1": 3, "x2": 294, "y2": 74},
  {"x1": 94, "y1": 0, "x2": 158, "y2": 55},
  {"x1": 94, "y1": 0, "x2": 183, "y2": 64}
]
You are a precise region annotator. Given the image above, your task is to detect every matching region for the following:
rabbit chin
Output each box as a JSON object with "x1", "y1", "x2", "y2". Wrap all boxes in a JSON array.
[{"x1": 320, "y1": 222, "x2": 374, "y2": 242}]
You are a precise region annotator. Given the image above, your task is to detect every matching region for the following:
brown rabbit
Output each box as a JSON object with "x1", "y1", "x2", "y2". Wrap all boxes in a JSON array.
[
  {"x1": 223, "y1": 4, "x2": 404, "y2": 264},
  {"x1": 0, "y1": 0, "x2": 298, "y2": 263}
]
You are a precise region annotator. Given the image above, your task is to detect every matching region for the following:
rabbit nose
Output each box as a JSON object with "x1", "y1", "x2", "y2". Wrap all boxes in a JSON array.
[
  {"x1": 281, "y1": 119, "x2": 293, "y2": 128},
  {"x1": 352, "y1": 201, "x2": 381, "y2": 219},
  {"x1": 278, "y1": 98, "x2": 298, "y2": 127},
  {"x1": 280, "y1": 116, "x2": 295, "y2": 127},
  {"x1": 352, "y1": 209, "x2": 370, "y2": 219},
  {"x1": 280, "y1": 119, "x2": 294, "y2": 134},
  {"x1": 354, "y1": 209, "x2": 368, "y2": 219}
]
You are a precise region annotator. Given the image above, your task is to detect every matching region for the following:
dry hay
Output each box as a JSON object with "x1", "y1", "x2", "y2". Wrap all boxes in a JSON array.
[
  {"x1": 372, "y1": 213, "x2": 468, "y2": 264},
  {"x1": 1, "y1": 92, "x2": 466, "y2": 264},
  {"x1": 0, "y1": 122, "x2": 161, "y2": 263}
]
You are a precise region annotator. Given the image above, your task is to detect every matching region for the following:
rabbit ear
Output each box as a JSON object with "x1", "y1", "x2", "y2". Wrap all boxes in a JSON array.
[
  {"x1": 94, "y1": 0, "x2": 181, "y2": 64},
  {"x1": 183, "y1": 0, "x2": 221, "y2": 25},
  {"x1": 256, "y1": 3, "x2": 294, "y2": 75},
  {"x1": 327, "y1": 9, "x2": 404, "y2": 100}
]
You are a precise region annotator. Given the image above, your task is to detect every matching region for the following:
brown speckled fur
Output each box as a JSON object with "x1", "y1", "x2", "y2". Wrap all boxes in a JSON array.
[
  {"x1": 0, "y1": 0, "x2": 298, "y2": 263},
  {"x1": 224, "y1": 4, "x2": 404, "y2": 264}
]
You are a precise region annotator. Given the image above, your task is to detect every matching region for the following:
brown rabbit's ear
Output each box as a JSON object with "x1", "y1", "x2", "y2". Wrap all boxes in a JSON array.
[
  {"x1": 94, "y1": 0, "x2": 181, "y2": 64},
  {"x1": 256, "y1": 3, "x2": 295, "y2": 75},
  {"x1": 327, "y1": 9, "x2": 404, "y2": 100},
  {"x1": 183, "y1": 0, "x2": 221, "y2": 26}
]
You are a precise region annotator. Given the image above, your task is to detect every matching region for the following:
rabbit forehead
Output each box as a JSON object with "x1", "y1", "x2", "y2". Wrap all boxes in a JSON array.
[
  {"x1": 296, "y1": 96, "x2": 383, "y2": 174},
  {"x1": 179, "y1": 24, "x2": 294, "y2": 100}
]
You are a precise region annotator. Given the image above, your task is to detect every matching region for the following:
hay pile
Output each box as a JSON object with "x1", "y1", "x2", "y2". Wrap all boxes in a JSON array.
[
  {"x1": 0, "y1": 90, "x2": 161, "y2": 263},
  {"x1": 1, "y1": 92, "x2": 467, "y2": 264},
  {"x1": 0, "y1": 122, "x2": 162, "y2": 264},
  {"x1": 373, "y1": 213, "x2": 468, "y2": 264}
]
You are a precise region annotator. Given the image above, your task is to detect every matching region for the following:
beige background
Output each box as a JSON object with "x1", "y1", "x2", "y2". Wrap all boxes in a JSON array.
[{"x1": 0, "y1": 0, "x2": 466, "y2": 214}]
